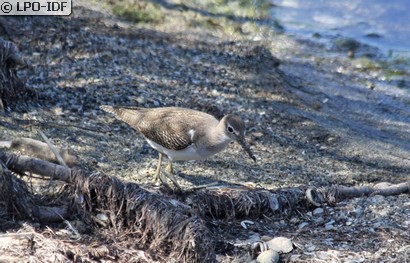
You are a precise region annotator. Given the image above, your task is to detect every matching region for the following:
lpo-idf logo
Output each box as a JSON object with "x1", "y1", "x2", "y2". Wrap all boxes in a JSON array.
[{"x1": 0, "y1": 0, "x2": 71, "y2": 15}]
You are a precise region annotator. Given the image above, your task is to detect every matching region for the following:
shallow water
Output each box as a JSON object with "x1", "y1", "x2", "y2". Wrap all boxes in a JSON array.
[{"x1": 271, "y1": 0, "x2": 410, "y2": 57}]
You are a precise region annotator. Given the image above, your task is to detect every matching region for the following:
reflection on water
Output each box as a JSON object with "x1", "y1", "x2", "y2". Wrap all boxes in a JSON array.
[{"x1": 271, "y1": 0, "x2": 410, "y2": 55}]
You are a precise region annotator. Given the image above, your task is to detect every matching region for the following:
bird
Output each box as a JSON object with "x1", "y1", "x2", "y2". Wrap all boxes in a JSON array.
[{"x1": 100, "y1": 105, "x2": 256, "y2": 185}]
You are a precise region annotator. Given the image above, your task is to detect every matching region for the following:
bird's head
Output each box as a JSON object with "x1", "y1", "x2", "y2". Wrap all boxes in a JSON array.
[{"x1": 223, "y1": 114, "x2": 256, "y2": 162}]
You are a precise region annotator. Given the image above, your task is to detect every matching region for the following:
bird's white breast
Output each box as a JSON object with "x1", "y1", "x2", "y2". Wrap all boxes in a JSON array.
[{"x1": 146, "y1": 139, "x2": 202, "y2": 161}]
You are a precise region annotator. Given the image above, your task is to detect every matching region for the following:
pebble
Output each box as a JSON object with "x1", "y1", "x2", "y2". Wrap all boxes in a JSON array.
[
  {"x1": 314, "y1": 217, "x2": 324, "y2": 223},
  {"x1": 252, "y1": 131, "x2": 264, "y2": 138},
  {"x1": 322, "y1": 238, "x2": 334, "y2": 246},
  {"x1": 313, "y1": 207, "x2": 324, "y2": 215},
  {"x1": 51, "y1": 107, "x2": 63, "y2": 116},
  {"x1": 266, "y1": 236, "x2": 293, "y2": 253},
  {"x1": 241, "y1": 220, "x2": 254, "y2": 229},
  {"x1": 317, "y1": 251, "x2": 329, "y2": 260},
  {"x1": 135, "y1": 96, "x2": 147, "y2": 105},
  {"x1": 289, "y1": 254, "x2": 301, "y2": 262},
  {"x1": 256, "y1": 249, "x2": 279, "y2": 263},
  {"x1": 352, "y1": 207, "x2": 363, "y2": 217},
  {"x1": 369, "y1": 195, "x2": 385, "y2": 204},
  {"x1": 298, "y1": 222, "x2": 309, "y2": 229},
  {"x1": 96, "y1": 213, "x2": 109, "y2": 222},
  {"x1": 325, "y1": 219, "x2": 335, "y2": 230},
  {"x1": 305, "y1": 244, "x2": 316, "y2": 252}
]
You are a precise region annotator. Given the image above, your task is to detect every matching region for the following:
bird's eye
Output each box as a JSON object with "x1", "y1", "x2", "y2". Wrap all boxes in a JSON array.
[{"x1": 228, "y1": 126, "x2": 234, "y2": 133}]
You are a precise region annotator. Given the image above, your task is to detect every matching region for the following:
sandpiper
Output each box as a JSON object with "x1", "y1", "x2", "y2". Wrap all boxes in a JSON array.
[{"x1": 100, "y1": 105, "x2": 256, "y2": 184}]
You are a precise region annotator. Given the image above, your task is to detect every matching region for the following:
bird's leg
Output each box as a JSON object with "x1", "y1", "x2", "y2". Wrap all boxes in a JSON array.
[
  {"x1": 163, "y1": 160, "x2": 181, "y2": 190},
  {"x1": 154, "y1": 152, "x2": 163, "y2": 181},
  {"x1": 166, "y1": 161, "x2": 173, "y2": 174}
]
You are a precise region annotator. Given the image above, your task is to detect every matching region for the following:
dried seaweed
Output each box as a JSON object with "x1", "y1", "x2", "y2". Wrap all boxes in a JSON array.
[
  {"x1": 0, "y1": 149, "x2": 216, "y2": 262},
  {"x1": 0, "y1": 157, "x2": 69, "y2": 224},
  {"x1": 70, "y1": 170, "x2": 215, "y2": 262},
  {"x1": 0, "y1": 163, "x2": 35, "y2": 219},
  {"x1": 186, "y1": 186, "x2": 308, "y2": 220},
  {"x1": 0, "y1": 38, "x2": 32, "y2": 111}
]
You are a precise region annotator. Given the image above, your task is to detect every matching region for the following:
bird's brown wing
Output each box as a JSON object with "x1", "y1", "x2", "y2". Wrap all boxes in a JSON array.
[
  {"x1": 132, "y1": 114, "x2": 192, "y2": 150},
  {"x1": 101, "y1": 106, "x2": 208, "y2": 150}
]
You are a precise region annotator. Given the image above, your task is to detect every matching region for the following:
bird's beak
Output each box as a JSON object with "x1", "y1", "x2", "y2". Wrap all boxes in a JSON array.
[{"x1": 237, "y1": 136, "x2": 256, "y2": 162}]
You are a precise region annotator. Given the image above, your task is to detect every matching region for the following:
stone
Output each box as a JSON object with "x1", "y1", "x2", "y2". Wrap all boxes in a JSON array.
[
  {"x1": 256, "y1": 249, "x2": 280, "y2": 263},
  {"x1": 266, "y1": 236, "x2": 293, "y2": 253}
]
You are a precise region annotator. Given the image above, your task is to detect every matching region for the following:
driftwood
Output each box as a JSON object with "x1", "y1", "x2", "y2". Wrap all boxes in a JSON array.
[
  {"x1": 309, "y1": 182, "x2": 410, "y2": 205},
  {"x1": 0, "y1": 164, "x2": 68, "y2": 223},
  {"x1": 0, "y1": 137, "x2": 77, "y2": 167},
  {"x1": 1, "y1": 151, "x2": 72, "y2": 182},
  {"x1": 184, "y1": 181, "x2": 410, "y2": 220}
]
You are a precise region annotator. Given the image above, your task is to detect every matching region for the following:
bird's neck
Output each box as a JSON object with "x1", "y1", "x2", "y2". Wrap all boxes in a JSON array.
[{"x1": 198, "y1": 119, "x2": 232, "y2": 155}]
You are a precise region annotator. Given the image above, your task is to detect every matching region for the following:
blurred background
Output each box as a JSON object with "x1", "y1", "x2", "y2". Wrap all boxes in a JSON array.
[{"x1": 271, "y1": 0, "x2": 410, "y2": 57}]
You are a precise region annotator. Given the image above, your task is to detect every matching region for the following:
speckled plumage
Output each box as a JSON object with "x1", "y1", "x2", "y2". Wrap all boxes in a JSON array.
[
  {"x1": 100, "y1": 106, "x2": 219, "y2": 151},
  {"x1": 100, "y1": 105, "x2": 256, "y2": 177}
]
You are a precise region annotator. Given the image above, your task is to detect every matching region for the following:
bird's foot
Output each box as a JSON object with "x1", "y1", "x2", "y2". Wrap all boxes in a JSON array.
[
  {"x1": 153, "y1": 166, "x2": 161, "y2": 182},
  {"x1": 163, "y1": 169, "x2": 182, "y2": 191}
]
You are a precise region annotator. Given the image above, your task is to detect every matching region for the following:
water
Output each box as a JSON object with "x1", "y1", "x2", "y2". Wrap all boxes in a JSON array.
[{"x1": 271, "y1": 0, "x2": 410, "y2": 57}]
